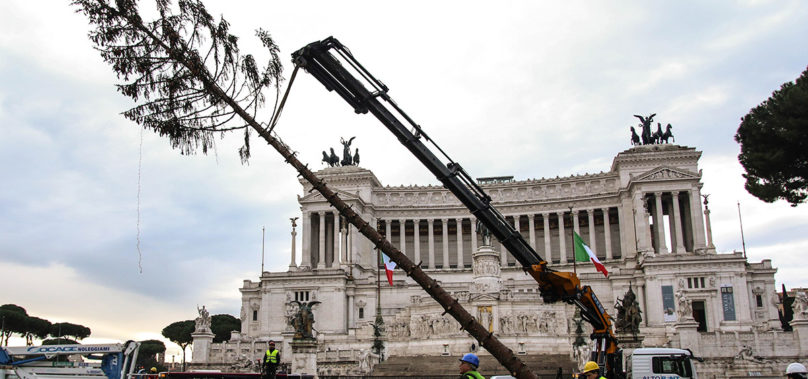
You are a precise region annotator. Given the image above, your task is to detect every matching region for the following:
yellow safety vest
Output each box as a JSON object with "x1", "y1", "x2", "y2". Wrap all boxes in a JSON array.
[
  {"x1": 463, "y1": 370, "x2": 485, "y2": 379},
  {"x1": 265, "y1": 349, "x2": 279, "y2": 364}
]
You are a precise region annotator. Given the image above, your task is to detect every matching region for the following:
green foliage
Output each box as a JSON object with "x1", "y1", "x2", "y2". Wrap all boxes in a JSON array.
[
  {"x1": 50, "y1": 322, "x2": 92, "y2": 340},
  {"x1": 0, "y1": 305, "x2": 28, "y2": 346},
  {"x1": 162, "y1": 320, "x2": 194, "y2": 371},
  {"x1": 137, "y1": 339, "x2": 167, "y2": 372},
  {"x1": 42, "y1": 337, "x2": 79, "y2": 345},
  {"x1": 211, "y1": 314, "x2": 240, "y2": 343},
  {"x1": 72, "y1": 0, "x2": 283, "y2": 161},
  {"x1": 735, "y1": 66, "x2": 808, "y2": 206},
  {"x1": 25, "y1": 317, "x2": 52, "y2": 344}
]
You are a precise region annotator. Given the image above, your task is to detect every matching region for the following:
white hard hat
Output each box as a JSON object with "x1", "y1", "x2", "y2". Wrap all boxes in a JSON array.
[{"x1": 786, "y1": 363, "x2": 807, "y2": 375}]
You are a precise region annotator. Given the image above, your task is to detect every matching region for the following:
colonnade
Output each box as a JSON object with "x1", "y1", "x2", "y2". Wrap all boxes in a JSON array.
[
  {"x1": 294, "y1": 189, "x2": 711, "y2": 270},
  {"x1": 375, "y1": 207, "x2": 621, "y2": 270},
  {"x1": 299, "y1": 210, "x2": 354, "y2": 269},
  {"x1": 633, "y1": 190, "x2": 707, "y2": 255}
]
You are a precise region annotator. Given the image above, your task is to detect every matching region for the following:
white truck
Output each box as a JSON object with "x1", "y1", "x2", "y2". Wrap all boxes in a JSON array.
[
  {"x1": 625, "y1": 348, "x2": 699, "y2": 379},
  {"x1": 0, "y1": 341, "x2": 140, "y2": 379}
]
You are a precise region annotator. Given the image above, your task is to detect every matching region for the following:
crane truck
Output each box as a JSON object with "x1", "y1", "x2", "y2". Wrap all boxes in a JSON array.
[
  {"x1": 290, "y1": 37, "x2": 699, "y2": 379},
  {"x1": 0, "y1": 341, "x2": 140, "y2": 379}
]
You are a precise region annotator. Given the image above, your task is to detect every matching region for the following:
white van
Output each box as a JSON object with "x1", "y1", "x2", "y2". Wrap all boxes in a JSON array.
[{"x1": 625, "y1": 348, "x2": 699, "y2": 379}]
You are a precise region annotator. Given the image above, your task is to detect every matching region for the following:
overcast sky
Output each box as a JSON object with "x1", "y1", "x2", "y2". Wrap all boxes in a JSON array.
[{"x1": 1, "y1": 0, "x2": 807, "y2": 359}]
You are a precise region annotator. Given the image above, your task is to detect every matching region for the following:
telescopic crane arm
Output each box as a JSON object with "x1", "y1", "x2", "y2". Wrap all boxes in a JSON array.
[{"x1": 292, "y1": 36, "x2": 620, "y2": 377}]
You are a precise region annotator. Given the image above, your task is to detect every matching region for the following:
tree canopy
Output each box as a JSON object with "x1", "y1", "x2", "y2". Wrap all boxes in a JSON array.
[
  {"x1": 735, "y1": 66, "x2": 808, "y2": 206},
  {"x1": 137, "y1": 339, "x2": 167, "y2": 371},
  {"x1": 210, "y1": 314, "x2": 240, "y2": 343},
  {"x1": 0, "y1": 304, "x2": 28, "y2": 346},
  {"x1": 50, "y1": 322, "x2": 92, "y2": 340},
  {"x1": 162, "y1": 320, "x2": 194, "y2": 371},
  {"x1": 0, "y1": 304, "x2": 91, "y2": 346},
  {"x1": 72, "y1": 0, "x2": 283, "y2": 161}
]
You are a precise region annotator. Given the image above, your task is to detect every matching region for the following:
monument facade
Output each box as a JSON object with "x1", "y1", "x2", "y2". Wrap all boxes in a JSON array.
[{"x1": 197, "y1": 144, "x2": 802, "y2": 378}]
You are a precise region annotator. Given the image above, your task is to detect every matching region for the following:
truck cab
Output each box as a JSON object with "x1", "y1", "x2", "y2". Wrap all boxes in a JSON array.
[{"x1": 625, "y1": 348, "x2": 698, "y2": 379}]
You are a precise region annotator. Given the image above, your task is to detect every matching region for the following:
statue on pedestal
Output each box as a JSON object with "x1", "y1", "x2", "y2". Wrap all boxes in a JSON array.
[
  {"x1": 476, "y1": 219, "x2": 492, "y2": 246},
  {"x1": 288, "y1": 301, "x2": 320, "y2": 340},
  {"x1": 675, "y1": 290, "x2": 693, "y2": 320},
  {"x1": 615, "y1": 286, "x2": 642, "y2": 336},
  {"x1": 195, "y1": 305, "x2": 212, "y2": 332}
]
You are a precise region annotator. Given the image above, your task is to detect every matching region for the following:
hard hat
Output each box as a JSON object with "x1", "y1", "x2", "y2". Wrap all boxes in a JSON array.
[
  {"x1": 581, "y1": 361, "x2": 600, "y2": 374},
  {"x1": 786, "y1": 363, "x2": 807, "y2": 375},
  {"x1": 460, "y1": 353, "x2": 480, "y2": 368},
  {"x1": 150, "y1": 367, "x2": 157, "y2": 373}
]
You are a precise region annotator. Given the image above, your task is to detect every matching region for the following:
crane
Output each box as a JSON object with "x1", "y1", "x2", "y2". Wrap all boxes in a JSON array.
[{"x1": 292, "y1": 36, "x2": 621, "y2": 379}]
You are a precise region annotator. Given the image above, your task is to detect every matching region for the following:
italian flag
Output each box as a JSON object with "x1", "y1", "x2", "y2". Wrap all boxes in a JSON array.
[
  {"x1": 574, "y1": 232, "x2": 608, "y2": 277},
  {"x1": 382, "y1": 252, "x2": 396, "y2": 286}
]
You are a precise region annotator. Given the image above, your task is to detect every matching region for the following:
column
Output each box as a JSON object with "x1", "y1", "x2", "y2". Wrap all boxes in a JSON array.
[
  {"x1": 542, "y1": 213, "x2": 551, "y2": 258},
  {"x1": 573, "y1": 210, "x2": 580, "y2": 236},
  {"x1": 347, "y1": 224, "x2": 353, "y2": 266},
  {"x1": 385, "y1": 219, "x2": 392, "y2": 244},
  {"x1": 347, "y1": 293, "x2": 355, "y2": 329},
  {"x1": 428, "y1": 219, "x2": 435, "y2": 269},
  {"x1": 471, "y1": 217, "x2": 478, "y2": 253},
  {"x1": 557, "y1": 211, "x2": 567, "y2": 263},
  {"x1": 456, "y1": 218, "x2": 464, "y2": 269},
  {"x1": 654, "y1": 192, "x2": 669, "y2": 254},
  {"x1": 510, "y1": 215, "x2": 520, "y2": 264},
  {"x1": 704, "y1": 204, "x2": 716, "y2": 252},
  {"x1": 636, "y1": 284, "x2": 648, "y2": 327},
  {"x1": 601, "y1": 207, "x2": 612, "y2": 260},
  {"x1": 671, "y1": 191, "x2": 686, "y2": 254},
  {"x1": 399, "y1": 218, "x2": 407, "y2": 259},
  {"x1": 528, "y1": 214, "x2": 536, "y2": 250},
  {"x1": 317, "y1": 211, "x2": 326, "y2": 269},
  {"x1": 301, "y1": 212, "x2": 311, "y2": 268},
  {"x1": 332, "y1": 212, "x2": 340, "y2": 266},
  {"x1": 689, "y1": 188, "x2": 708, "y2": 252},
  {"x1": 341, "y1": 219, "x2": 348, "y2": 266},
  {"x1": 587, "y1": 209, "x2": 597, "y2": 256},
  {"x1": 441, "y1": 218, "x2": 449, "y2": 268},
  {"x1": 634, "y1": 192, "x2": 652, "y2": 253},
  {"x1": 290, "y1": 219, "x2": 298, "y2": 269},
  {"x1": 413, "y1": 219, "x2": 421, "y2": 265}
]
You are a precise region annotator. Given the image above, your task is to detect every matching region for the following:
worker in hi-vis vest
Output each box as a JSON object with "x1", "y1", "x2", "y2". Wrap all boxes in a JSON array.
[{"x1": 262, "y1": 340, "x2": 280, "y2": 379}]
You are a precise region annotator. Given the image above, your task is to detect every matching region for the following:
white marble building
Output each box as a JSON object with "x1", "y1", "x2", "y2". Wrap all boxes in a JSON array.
[{"x1": 197, "y1": 144, "x2": 806, "y2": 378}]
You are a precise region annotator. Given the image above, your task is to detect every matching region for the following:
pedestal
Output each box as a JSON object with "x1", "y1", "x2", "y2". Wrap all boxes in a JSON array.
[
  {"x1": 790, "y1": 319, "x2": 808, "y2": 357},
  {"x1": 191, "y1": 331, "x2": 215, "y2": 363},
  {"x1": 674, "y1": 319, "x2": 700, "y2": 355},
  {"x1": 290, "y1": 339, "x2": 318, "y2": 377},
  {"x1": 616, "y1": 333, "x2": 644, "y2": 349},
  {"x1": 472, "y1": 245, "x2": 502, "y2": 294}
]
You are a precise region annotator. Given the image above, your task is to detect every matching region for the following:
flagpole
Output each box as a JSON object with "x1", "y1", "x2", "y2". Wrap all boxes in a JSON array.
[
  {"x1": 569, "y1": 206, "x2": 575, "y2": 276},
  {"x1": 376, "y1": 247, "x2": 381, "y2": 313},
  {"x1": 737, "y1": 201, "x2": 747, "y2": 259}
]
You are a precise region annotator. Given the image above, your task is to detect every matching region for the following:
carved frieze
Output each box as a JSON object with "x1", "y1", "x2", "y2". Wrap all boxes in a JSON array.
[{"x1": 499, "y1": 310, "x2": 565, "y2": 335}]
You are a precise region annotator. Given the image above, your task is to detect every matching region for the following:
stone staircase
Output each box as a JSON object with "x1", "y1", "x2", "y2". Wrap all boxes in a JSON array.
[{"x1": 370, "y1": 354, "x2": 577, "y2": 378}]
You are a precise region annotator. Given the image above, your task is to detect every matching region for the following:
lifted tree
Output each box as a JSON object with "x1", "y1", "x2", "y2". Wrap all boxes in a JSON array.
[{"x1": 73, "y1": 0, "x2": 536, "y2": 377}]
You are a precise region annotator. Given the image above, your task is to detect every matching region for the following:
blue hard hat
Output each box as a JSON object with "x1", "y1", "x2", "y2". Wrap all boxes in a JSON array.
[{"x1": 460, "y1": 353, "x2": 479, "y2": 367}]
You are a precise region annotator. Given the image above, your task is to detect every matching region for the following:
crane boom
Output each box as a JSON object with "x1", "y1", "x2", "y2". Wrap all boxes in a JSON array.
[{"x1": 292, "y1": 36, "x2": 621, "y2": 378}]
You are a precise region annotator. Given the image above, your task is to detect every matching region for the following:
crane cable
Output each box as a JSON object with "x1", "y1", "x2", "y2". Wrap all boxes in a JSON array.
[{"x1": 267, "y1": 65, "x2": 300, "y2": 135}]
